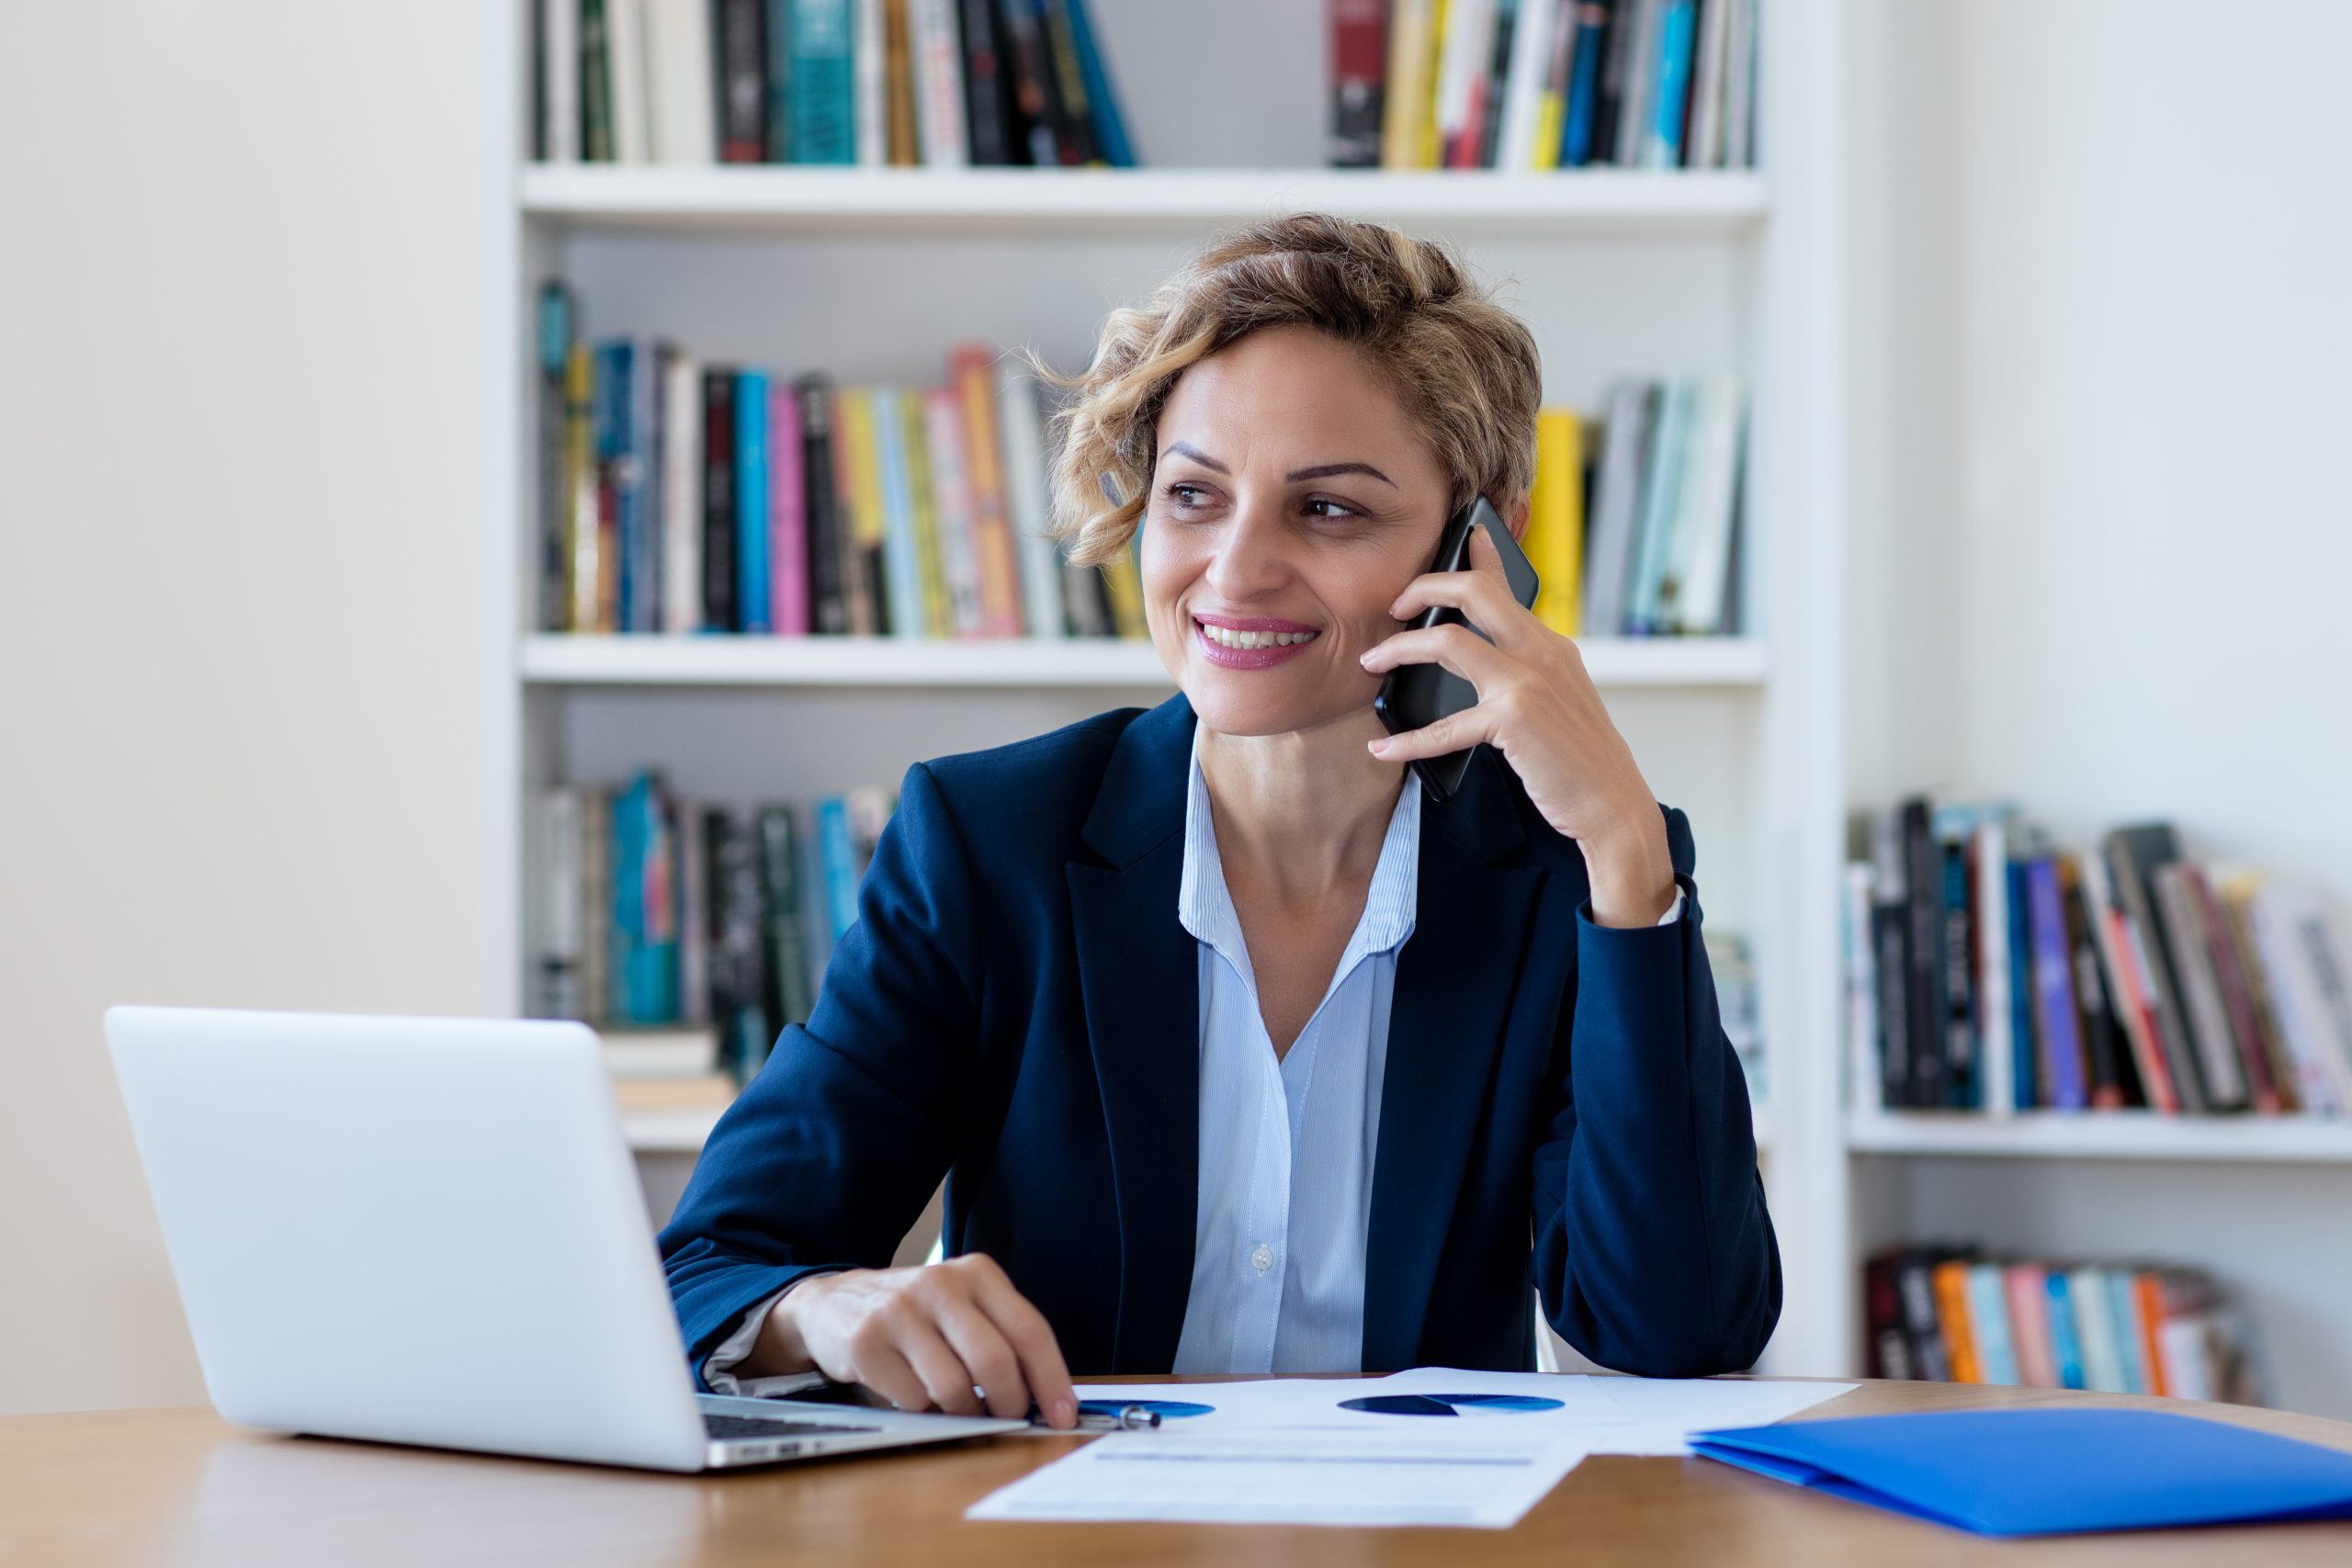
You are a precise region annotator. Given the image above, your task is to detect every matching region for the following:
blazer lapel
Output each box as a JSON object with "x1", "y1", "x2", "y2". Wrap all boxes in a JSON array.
[
  {"x1": 1362, "y1": 750, "x2": 1550, "y2": 1371},
  {"x1": 1067, "y1": 695, "x2": 1200, "y2": 1372}
]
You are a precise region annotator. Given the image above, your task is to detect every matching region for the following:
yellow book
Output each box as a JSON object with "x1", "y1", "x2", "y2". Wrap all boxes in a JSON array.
[
  {"x1": 1526, "y1": 407, "x2": 1584, "y2": 637},
  {"x1": 1418, "y1": 0, "x2": 1450, "y2": 169},
  {"x1": 840, "y1": 388, "x2": 888, "y2": 636},
  {"x1": 899, "y1": 391, "x2": 953, "y2": 637},
  {"x1": 563, "y1": 344, "x2": 601, "y2": 632},
  {"x1": 1380, "y1": 0, "x2": 1432, "y2": 170},
  {"x1": 1100, "y1": 541, "x2": 1148, "y2": 641}
]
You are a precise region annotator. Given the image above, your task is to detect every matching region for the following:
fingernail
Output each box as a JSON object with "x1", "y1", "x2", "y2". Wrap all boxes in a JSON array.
[
  {"x1": 1368, "y1": 737, "x2": 1390, "y2": 756},
  {"x1": 1052, "y1": 1398, "x2": 1076, "y2": 1428}
]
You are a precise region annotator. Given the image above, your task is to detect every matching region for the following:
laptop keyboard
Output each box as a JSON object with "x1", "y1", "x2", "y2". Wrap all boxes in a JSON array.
[{"x1": 704, "y1": 1412, "x2": 882, "y2": 1440}]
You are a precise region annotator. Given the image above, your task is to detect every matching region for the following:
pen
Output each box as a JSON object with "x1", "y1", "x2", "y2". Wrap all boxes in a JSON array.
[{"x1": 1029, "y1": 1401, "x2": 1163, "y2": 1432}]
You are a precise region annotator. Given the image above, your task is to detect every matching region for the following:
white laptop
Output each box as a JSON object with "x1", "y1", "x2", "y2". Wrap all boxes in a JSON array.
[{"x1": 103, "y1": 1005, "x2": 1023, "y2": 1471}]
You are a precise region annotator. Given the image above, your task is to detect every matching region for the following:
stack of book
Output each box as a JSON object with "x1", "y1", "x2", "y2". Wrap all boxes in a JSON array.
[
  {"x1": 1336, "y1": 0, "x2": 1759, "y2": 171},
  {"x1": 533, "y1": 0, "x2": 1133, "y2": 167},
  {"x1": 1864, "y1": 1247, "x2": 2261, "y2": 1406},
  {"x1": 536, "y1": 773, "x2": 897, "y2": 1082},
  {"x1": 1577, "y1": 375, "x2": 1747, "y2": 637},
  {"x1": 536, "y1": 289, "x2": 1145, "y2": 639},
  {"x1": 1845, "y1": 804, "x2": 2352, "y2": 1117}
]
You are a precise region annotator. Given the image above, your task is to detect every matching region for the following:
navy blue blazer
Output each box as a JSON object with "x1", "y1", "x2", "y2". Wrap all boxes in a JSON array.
[{"x1": 659, "y1": 694, "x2": 1779, "y2": 1383}]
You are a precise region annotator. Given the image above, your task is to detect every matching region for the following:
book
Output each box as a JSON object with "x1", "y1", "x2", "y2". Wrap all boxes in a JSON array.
[
  {"x1": 1720, "y1": 0, "x2": 1756, "y2": 166},
  {"x1": 1381, "y1": 0, "x2": 1437, "y2": 169},
  {"x1": 788, "y1": 0, "x2": 858, "y2": 163},
  {"x1": 996, "y1": 359, "x2": 1067, "y2": 637},
  {"x1": 952, "y1": 345, "x2": 1023, "y2": 635},
  {"x1": 700, "y1": 367, "x2": 739, "y2": 630},
  {"x1": 579, "y1": 0, "x2": 616, "y2": 161},
  {"x1": 1866, "y1": 807, "x2": 1910, "y2": 1111},
  {"x1": 756, "y1": 806, "x2": 817, "y2": 1032},
  {"x1": 1685, "y1": 0, "x2": 1731, "y2": 166},
  {"x1": 1900, "y1": 798, "x2": 1949, "y2": 1109},
  {"x1": 1623, "y1": 378, "x2": 1692, "y2": 635},
  {"x1": 579, "y1": 791, "x2": 612, "y2": 1023},
  {"x1": 817, "y1": 795, "x2": 862, "y2": 939},
  {"x1": 1495, "y1": 0, "x2": 1560, "y2": 171},
  {"x1": 607, "y1": 0, "x2": 653, "y2": 164},
  {"x1": 1862, "y1": 1252, "x2": 1913, "y2": 1381},
  {"x1": 1525, "y1": 408, "x2": 1583, "y2": 636},
  {"x1": 769, "y1": 381, "x2": 809, "y2": 636},
  {"x1": 735, "y1": 367, "x2": 773, "y2": 633},
  {"x1": 1559, "y1": 0, "x2": 1611, "y2": 165},
  {"x1": 1929, "y1": 1257, "x2": 1981, "y2": 1383},
  {"x1": 959, "y1": 0, "x2": 1015, "y2": 164},
  {"x1": 764, "y1": 0, "x2": 795, "y2": 159},
  {"x1": 2218, "y1": 871, "x2": 2331, "y2": 1113},
  {"x1": 868, "y1": 387, "x2": 926, "y2": 639},
  {"x1": 564, "y1": 343, "x2": 602, "y2": 631},
  {"x1": 2185, "y1": 863, "x2": 2284, "y2": 1112},
  {"x1": 1062, "y1": 0, "x2": 1133, "y2": 164},
  {"x1": 1581, "y1": 379, "x2": 1653, "y2": 637},
  {"x1": 836, "y1": 385, "x2": 888, "y2": 635},
  {"x1": 1434, "y1": 0, "x2": 1495, "y2": 168},
  {"x1": 1641, "y1": 0, "x2": 1694, "y2": 169},
  {"x1": 1965, "y1": 1263, "x2": 2019, "y2": 1386},
  {"x1": 538, "y1": 788, "x2": 584, "y2": 1021},
  {"x1": 855, "y1": 0, "x2": 888, "y2": 164},
  {"x1": 1474, "y1": 0, "x2": 1521, "y2": 169},
  {"x1": 2004, "y1": 1265, "x2": 2054, "y2": 1388},
  {"x1": 918, "y1": 386, "x2": 985, "y2": 633},
  {"x1": 1973, "y1": 809, "x2": 2016, "y2": 1117},
  {"x1": 910, "y1": 0, "x2": 970, "y2": 165},
  {"x1": 1894, "y1": 1249, "x2": 1952, "y2": 1383},
  {"x1": 2025, "y1": 856, "x2": 2087, "y2": 1111},
  {"x1": 714, "y1": 0, "x2": 767, "y2": 161},
  {"x1": 661, "y1": 348, "x2": 704, "y2": 633},
  {"x1": 1609, "y1": 0, "x2": 1658, "y2": 166},
  {"x1": 1330, "y1": 0, "x2": 1389, "y2": 167},
  {"x1": 537, "y1": 282, "x2": 576, "y2": 633},
  {"x1": 797, "y1": 374, "x2": 849, "y2": 633},
  {"x1": 2154, "y1": 860, "x2": 2248, "y2": 1110},
  {"x1": 2104, "y1": 828, "x2": 2209, "y2": 1111},
  {"x1": 2245, "y1": 880, "x2": 2352, "y2": 1112},
  {"x1": 647, "y1": 0, "x2": 718, "y2": 163},
  {"x1": 1035, "y1": 0, "x2": 1097, "y2": 163},
  {"x1": 537, "y1": 0, "x2": 582, "y2": 163}
]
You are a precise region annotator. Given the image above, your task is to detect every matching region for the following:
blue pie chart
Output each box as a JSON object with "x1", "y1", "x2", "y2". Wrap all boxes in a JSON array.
[{"x1": 1340, "y1": 1393, "x2": 1566, "y2": 1416}]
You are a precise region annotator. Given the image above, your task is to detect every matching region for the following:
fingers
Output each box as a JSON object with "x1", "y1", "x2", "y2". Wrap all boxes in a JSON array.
[
  {"x1": 1359, "y1": 620, "x2": 1516, "y2": 692},
  {"x1": 1370, "y1": 702, "x2": 1498, "y2": 764},
  {"x1": 967, "y1": 1258, "x2": 1077, "y2": 1427},
  {"x1": 1388, "y1": 529, "x2": 1541, "y2": 652}
]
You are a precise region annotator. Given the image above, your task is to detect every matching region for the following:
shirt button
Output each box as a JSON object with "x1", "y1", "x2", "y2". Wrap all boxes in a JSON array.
[{"x1": 1250, "y1": 1244, "x2": 1273, "y2": 1276}]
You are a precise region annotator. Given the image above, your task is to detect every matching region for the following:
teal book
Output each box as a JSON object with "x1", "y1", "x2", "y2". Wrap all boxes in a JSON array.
[
  {"x1": 818, "y1": 795, "x2": 861, "y2": 940},
  {"x1": 1647, "y1": 0, "x2": 1696, "y2": 168},
  {"x1": 736, "y1": 369, "x2": 772, "y2": 633},
  {"x1": 2045, "y1": 1269, "x2": 2088, "y2": 1390},
  {"x1": 787, "y1": 0, "x2": 856, "y2": 163},
  {"x1": 2105, "y1": 1270, "x2": 2150, "y2": 1395},
  {"x1": 611, "y1": 773, "x2": 679, "y2": 1024},
  {"x1": 1625, "y1": 378, "x2": 1692, "y2": 636}
]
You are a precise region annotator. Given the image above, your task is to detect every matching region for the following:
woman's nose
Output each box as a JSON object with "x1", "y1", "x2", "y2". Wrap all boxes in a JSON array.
[{"x1": 1203, "y1": 507, "x2": 1291, "y2": 601}]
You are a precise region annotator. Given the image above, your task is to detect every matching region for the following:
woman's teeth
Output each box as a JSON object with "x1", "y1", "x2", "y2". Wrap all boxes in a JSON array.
[{"x1": 1200, "y1": 623, "x2": 1317, "y2": 650}]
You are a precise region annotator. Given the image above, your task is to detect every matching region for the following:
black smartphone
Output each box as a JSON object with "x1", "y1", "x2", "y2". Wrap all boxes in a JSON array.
[{"x1": 1371, "y1": 495, "x2": 1542, "y2": 802}]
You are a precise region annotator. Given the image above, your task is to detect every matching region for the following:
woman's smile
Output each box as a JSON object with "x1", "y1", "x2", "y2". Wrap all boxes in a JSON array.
[{"x1": 1192, "y1": 610, "x2": 1323, "y2": 668}]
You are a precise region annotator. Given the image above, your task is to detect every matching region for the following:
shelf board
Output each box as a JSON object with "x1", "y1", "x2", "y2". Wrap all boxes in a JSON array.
[
  {"x1": 520, "y1": 634, "x2": 1768, "y2": 691},
  {"x1": 1847, "y1": 1111, "x2": 2352, "y2": 1165},
  {"x1": 518, "y1": 164, "x2": 1770, "y2": 238}
]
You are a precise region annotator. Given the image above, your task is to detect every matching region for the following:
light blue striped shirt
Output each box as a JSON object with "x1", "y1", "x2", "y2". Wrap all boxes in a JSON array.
[{"x1": 1170, "y1": 733, "x2": 1421, "y2": 1375}]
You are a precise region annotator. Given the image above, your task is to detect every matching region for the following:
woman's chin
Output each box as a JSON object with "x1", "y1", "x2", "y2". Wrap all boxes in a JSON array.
[{"x1": 1180, "y1": 681, "x2": 1380, "y2": 743}]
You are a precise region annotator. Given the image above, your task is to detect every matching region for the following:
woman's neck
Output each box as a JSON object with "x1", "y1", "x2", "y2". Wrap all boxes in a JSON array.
[{"x1": 1196, "y1": 709, "x2": 1407, "y2": 904}]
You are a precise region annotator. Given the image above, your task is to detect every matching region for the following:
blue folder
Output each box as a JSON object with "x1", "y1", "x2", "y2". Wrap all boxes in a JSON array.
[{"x1": 1690, "y1": 1410, "x2": 2352, "y2": 1538}]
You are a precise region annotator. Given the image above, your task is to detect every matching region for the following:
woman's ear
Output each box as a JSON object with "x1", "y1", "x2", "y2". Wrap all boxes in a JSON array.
[{"x1": 1499, "y1": 493, "x2": 1532, "y2": 543}]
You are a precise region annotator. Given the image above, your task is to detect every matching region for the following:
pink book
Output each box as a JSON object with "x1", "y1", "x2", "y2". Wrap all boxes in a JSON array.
[
  {"x1": 770, "y1": 383, "x2": 809, "y2": 637},
  {"x1": 2006, "y1": 1265, "x2": 2059, "y2": 1389}
]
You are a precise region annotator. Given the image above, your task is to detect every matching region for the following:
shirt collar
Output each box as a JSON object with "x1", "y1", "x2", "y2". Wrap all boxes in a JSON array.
[{"x1": 1177, "y1": 727, "x2": 1421, "y2": 985}]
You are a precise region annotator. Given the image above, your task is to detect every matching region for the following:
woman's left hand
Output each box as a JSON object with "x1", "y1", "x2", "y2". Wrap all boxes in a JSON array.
[{"x1": 1359, "y1": 525, "x2": 1679, "y2": 928}]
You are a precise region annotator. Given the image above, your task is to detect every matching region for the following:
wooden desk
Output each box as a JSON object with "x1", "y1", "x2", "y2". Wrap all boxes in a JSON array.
[{"x1": 6, "y1": 1379, "x2": 2350, "y2": 1566}]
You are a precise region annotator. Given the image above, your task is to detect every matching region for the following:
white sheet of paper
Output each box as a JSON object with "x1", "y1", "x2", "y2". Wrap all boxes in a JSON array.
[
  {"x1": 1357, "y1": 1368, "x2": 1633, "y2": 1431},
  {"x1": 1580, "y1": 1376, "x2": 1859, "y2": 1455},
  {"x1": 967, "y1": 1429, "x2": 1589, "y2": 1529}
]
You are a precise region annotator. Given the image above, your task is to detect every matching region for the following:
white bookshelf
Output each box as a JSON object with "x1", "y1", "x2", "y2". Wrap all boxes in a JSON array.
[
  {"x1": 484, "y1": 0, "x2": 1853, "y2": 1380},
  {"x1": 1848, "y1": 1112, "x2": 2352, "y2": 1166},
  {"x1": 519, "y1": 633, "x2": 1771, "y2": 690}
]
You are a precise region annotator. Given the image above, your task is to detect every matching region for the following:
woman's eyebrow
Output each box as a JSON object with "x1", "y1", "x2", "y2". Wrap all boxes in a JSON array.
[
  {"x1": 1286, "y1": 461, "x2": 1396, "y2": 487},
  {"x1": 1162, "y1": 440, "x2": 1228, "y2": 473}
]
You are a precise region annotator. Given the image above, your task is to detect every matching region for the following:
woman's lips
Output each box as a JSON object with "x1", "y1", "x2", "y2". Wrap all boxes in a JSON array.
[{"x1": 1193, "y1": 615, "x2": 1320, "y2": 670}]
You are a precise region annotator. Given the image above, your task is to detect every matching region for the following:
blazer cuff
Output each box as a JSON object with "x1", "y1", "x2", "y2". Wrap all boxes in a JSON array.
[{"x1": 689, "y1": 1265, "x2": 849, "y2": 1394}]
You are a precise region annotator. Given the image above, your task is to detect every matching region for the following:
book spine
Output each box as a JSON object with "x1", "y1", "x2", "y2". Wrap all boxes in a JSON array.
[
  {"x1": 2216, "y1": 874, "x2": 2311, "y2": 1112},
  {"x1": 1609, "y1": 0, "x2": 1657, "y2": 167},
  {"x1": 912, "y1": 0, "x2": 970, "y2": 165},
  {"x1": 1330, "y1": 0, "x2": 1390, "y2": 168},
  {"x1": 1497, "y1": 0, "x2": 1557, "y2": 171},
  {"x1": 700, "y1": 368, "x2": 739, "y2": 630},
  {"x1": 1559, "y1": 0, "x2": 1609, "y2": 165},
  {"x1": 789, "y1": 0, "x2": 858, "y2": 164},
  {"x1": 922, "y1": 388, "x2": 987, "y2": 634},
  {"x1": 1526, "y1": 408, "x2": 1583, "y2": 636},
  {"x1": 1064, "y1": 0, "x2": 1133, "y2": 165},
  {"x1": 1841, "y1": 860, "x2": 1878, "y2": 1113},
  {"x1": 579, "y1": 790, "x2": 612, "y2": 1024},
  {"x1": 1894, "y1": 1254, "x2": 1950, "y2": 1382},
  {"x1": 539, "y1": 0, "x2": 582, "y2": 163},
  {"x1": 2026, "y1": 856, "x2": 2087, "y2": 1111},
  {"x1": 2043, "y1": 1269, "x2": 2086, "y2": 1390},
  {"x1": 1686, "y1": 0, "x2": 1730, "y2": 167},
  {"x1": 2082, "y1": 844, "x2": 2179, "y2": 1112},
  {"x1": 1643, "y1": 0, "x2": 1693, "y2": 168},
  {"x1": 1475, "y1": 0, "x2": 1520, "y2": 168},
  {"x1": 736, "y1": 369, "x2": 773, "y2": 633},
  {"x1": 649, "y1": 0, "x2": 718, "y2": 163},
  {"x1": 899, "y1": 392, "x2": 961, "y2": 632},
  {"x1": 1936, "y1": 809, "x2": 1977, "y2": 1108},
  {"x1": 1036, "y1": 0, "x2": 1099, "y2": 164},
  {"x1": 1861, "y1": 1254, "x2": 1912, "y2": 1381},
  {"x1": 818, "y1": 796, "x2": 861, "y2": 938},
  {"x1": 993, "y1": 0, "x2": 1057, "y2": 164},
  {"x1": 769, "y1": 383, "x2": 809, "y2": 636},
  {"x1": 2132, "y1": 1271, "x2": 2170, "y2": 1398},
  {"x1": 1929, "y1": 1258, "x2": 1980, "y2": 1383},
  {"x1": 884, "y1": 0, "x2": 920, "y2": 164},
  {"x1": 607, "y1": 0, "x2": 652, "y2": 163},
  {"x1": 662, "y1": 350, "x2": 704, "y2": 633},
  {"x1": 611, "y1": 774, "x2": 650, "y2": 1021},
  {"x1": 2067, "y1": 1266, "x2": 2122, "y2": 1393},
  {"x1": 868, "y1": 389, "x2": 925, "y2": 640},
  {"x1": 1974, "y1": 813, "x2": 2014, "y2": 1116},
  {"x1": 855, "y1": 0, "x2": 888, "y2": 164},
  {"x1": 2155, "y1": 863, "x2": 2251, "y2": 1110},
  {"x1": 632, "y1": 339, "x2": 663, "y2": 634},
  {"x1": 564, "y1": 344, "x2": 600, "y2": 630},
  {"x1": 2061, "y1": 855, "x2": 2133, "y2": 1109},
  {"x1": 1531, "y1": 0, "x2": 1580, "y2": 170},
  {"x1": 1720, "y1": 0, "x2": 1757, "y2": 167},
  {"x1": 537, "y1": 282, "x2": 574, "y2": 632},
  {"x1": 995, "y1": 359, "x2": 1067, "y2": 637},
  {"x1": 756, "y1": 806, "x2": 816, "y2": 1030},
  {"x1": 581, "y1": 0, "x2": 616, "y2": 161},
  {"x1": 1899, "y1": 798, "x2": 1948, "y2": 1109},
  {"x1": 1435, "y1": 0, "x2": 1495, "y2": 168},
  {"x1": 2004, "y1": 1266, "x2": 2055, "y2": 1389},
  {"x1": 1964, "y1": 1263, "x2": 2018, "y2": 1386},
  {"x1": 764, "y1": 0, "x2": 794, "y2": 159},
  {"x1": 796, "y1": 375, "x2": 847, "y2": 634},
  {"x1": 1866, "y1": 807, "x2": 1908, "y2": 1111},
  {"x1": 838, "y1": 387, "x2": 886, "y2": 634},
  {"x1": 959, "y1": 0, "x2": 1013, "y2": 163},
  {"x1": 676, "y1": 801, "x2": 708, "y2": 1025},
  {"x1": 716, "y1": 0, "x2": 768, "y2": 160},
  {"x1": 594, "y1": 342, "x2": 643, "y2": 631},
  {"x1": 953, "y1": 346, "x2": 1024, "y2": 636},
  {"x1": 1581, "y1": 379, "x2": 1651, "y2": 636},
  {"x1": 538, "y1": 788, "x2": 584, "y2": 1019},
  {"x1": 2107, "y1": 829, "x2": 2211, "y2": 1111}
]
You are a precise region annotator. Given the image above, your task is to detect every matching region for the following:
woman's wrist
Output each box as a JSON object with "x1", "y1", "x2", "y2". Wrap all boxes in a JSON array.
[
  {"x1": 1580, "y1": 803, "x2": 1676, "y2": 928},
  {"x1": 741, "y1": 1272, "x2": 839, "y2": 1378}
]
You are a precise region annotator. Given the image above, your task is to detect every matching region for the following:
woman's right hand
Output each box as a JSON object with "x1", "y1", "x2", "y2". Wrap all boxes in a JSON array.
[{"x1": 753, "y1": 1253, "x2": 1079, "y2": 1428}]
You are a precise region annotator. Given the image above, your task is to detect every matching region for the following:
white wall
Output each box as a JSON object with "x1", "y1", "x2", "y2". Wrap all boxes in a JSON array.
[
  {"x1": 0, "y1": 4, "x2": 501, "y2": 1415},
  {"x1": 1845, "y1": 0, "x2": 2352, "y2": 1416}
]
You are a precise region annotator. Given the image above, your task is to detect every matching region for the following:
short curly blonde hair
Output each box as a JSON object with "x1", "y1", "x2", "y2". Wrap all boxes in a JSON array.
[{"x1": 1035, "y1": 212, "x2": 1543, "y2": 567}]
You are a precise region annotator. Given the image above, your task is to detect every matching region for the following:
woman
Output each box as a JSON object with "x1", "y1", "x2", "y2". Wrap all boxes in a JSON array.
[{"x1": 660, "y1": 214, "x2": 1778, "y2": 1430}]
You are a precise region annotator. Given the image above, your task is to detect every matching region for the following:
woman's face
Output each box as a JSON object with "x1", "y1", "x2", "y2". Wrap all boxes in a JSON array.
[{"x1": 1140, "y1": 325, "x2": 1453, "y2": 740}]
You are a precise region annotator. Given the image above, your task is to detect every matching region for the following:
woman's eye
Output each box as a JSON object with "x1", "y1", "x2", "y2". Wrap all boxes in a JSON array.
[
  {"x1": 1304, "y1": 496, "x2": 1362, "y2": 521},
  {"x1": 1163, "y1": 482, "x2": 1211, "y2": 511}
]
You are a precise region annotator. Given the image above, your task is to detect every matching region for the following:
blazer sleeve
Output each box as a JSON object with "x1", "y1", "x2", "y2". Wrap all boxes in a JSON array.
[
  {"x1": 1529, "y1": 804, "x2": 1782, "y2": 1376},
  {"x1": 657, "y1": 761, "x2": 981, "y2": 1388}
]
